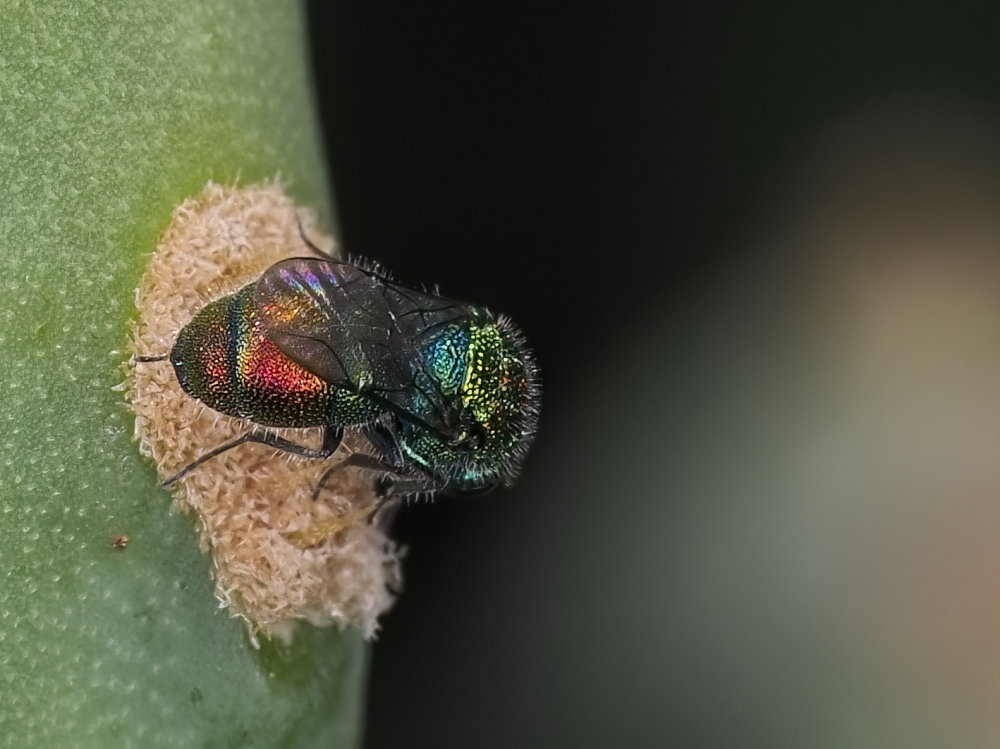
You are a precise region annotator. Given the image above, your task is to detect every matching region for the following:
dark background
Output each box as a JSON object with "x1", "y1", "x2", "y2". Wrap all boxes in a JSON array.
[{"x1": 306, "y1": 3, "x2": 1000, "y2": 747}]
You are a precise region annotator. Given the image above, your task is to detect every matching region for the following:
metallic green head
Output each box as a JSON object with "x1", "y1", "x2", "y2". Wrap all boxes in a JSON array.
[{"x1": 399, "y1": 316, "x2": 540, "y2": 492}]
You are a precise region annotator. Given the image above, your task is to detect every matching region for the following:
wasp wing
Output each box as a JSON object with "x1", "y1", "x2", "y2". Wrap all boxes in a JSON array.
[{"x1": 253, "y1": 257, "x2": 475, "y2": 437}]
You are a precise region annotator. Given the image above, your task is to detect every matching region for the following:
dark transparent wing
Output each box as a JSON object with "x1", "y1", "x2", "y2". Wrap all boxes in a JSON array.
[
  {"x1": 254, "y1": 258, "x2": 403, "y2": 389},
  {"x1": 253, "y1": 257, "x2": 475, "y2": 436}
]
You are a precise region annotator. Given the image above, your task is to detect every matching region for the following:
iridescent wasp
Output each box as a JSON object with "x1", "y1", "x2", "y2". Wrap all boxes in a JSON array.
[{"x1": 136, "y1": 228, "x2": 540, "y2": 506}]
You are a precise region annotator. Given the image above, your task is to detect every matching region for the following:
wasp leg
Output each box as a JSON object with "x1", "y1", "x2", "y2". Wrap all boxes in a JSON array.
[
  {"x1": 310, "y1": 452, "x2": 423, "y2": 526},
  {"x1": 310, "y1": 451, "x2": 397, "y2": 502},
  {"x1": 366, "y1": 473, "x2": 448, "y2": 525},
  {"x1": 295, "y1": 213, "x2": 336, "y2": 260},
  {"x1": 310, "y1": 420, "x2": 401, "y2": 500},
  {"x1": 368, "y1": 493, "x2": 402, "y2": 528},
  {"x1": 162, "y1": 427, "x2": 343, "y2": 487},
  {"x1": 362, "y1": 421, "x2": 406, "y2": 469},
  {"x1": 132, "y1": 354, "x2": 169, "y2": 363}
]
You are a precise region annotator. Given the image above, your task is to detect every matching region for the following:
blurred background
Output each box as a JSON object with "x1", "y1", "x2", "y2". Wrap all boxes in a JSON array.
[{"x1": 307, "y1": 3, "x2": 1000, "y2": 747}]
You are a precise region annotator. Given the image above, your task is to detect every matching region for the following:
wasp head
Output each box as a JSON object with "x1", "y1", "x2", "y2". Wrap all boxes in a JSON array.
[{"x1": 399, "y1": 317, "x2": 540, "y2": 492}]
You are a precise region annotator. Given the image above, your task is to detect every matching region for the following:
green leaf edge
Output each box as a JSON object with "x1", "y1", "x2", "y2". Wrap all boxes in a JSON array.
[{"x1": 0, "y1": 2, "x2": 367, "y2": 747}]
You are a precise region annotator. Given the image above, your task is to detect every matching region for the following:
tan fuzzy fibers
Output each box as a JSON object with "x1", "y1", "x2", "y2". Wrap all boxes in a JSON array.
[{"x1": 127, "y1": 181, "x2": 398, "y2": 642}]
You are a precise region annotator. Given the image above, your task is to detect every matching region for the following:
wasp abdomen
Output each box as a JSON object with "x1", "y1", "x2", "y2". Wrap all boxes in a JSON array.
[{"x1": 170, "y1": 286, "x2": 380, "y2": 428}]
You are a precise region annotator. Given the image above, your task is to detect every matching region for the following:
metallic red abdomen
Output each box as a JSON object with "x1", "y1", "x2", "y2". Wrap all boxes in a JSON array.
[{"x1": 170, "y1": 286, "x2": 376, "y2": 427}]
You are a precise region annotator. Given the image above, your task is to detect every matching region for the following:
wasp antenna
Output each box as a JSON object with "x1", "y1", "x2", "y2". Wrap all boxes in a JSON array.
[{"x1": 133, "y1": 354, "x2": 169, "y2": 363}]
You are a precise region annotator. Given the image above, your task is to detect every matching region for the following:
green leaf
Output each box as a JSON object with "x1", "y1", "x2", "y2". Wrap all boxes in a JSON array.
[{"x1": 0, "y1": 2, "x2": 366, "y2": 746}]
